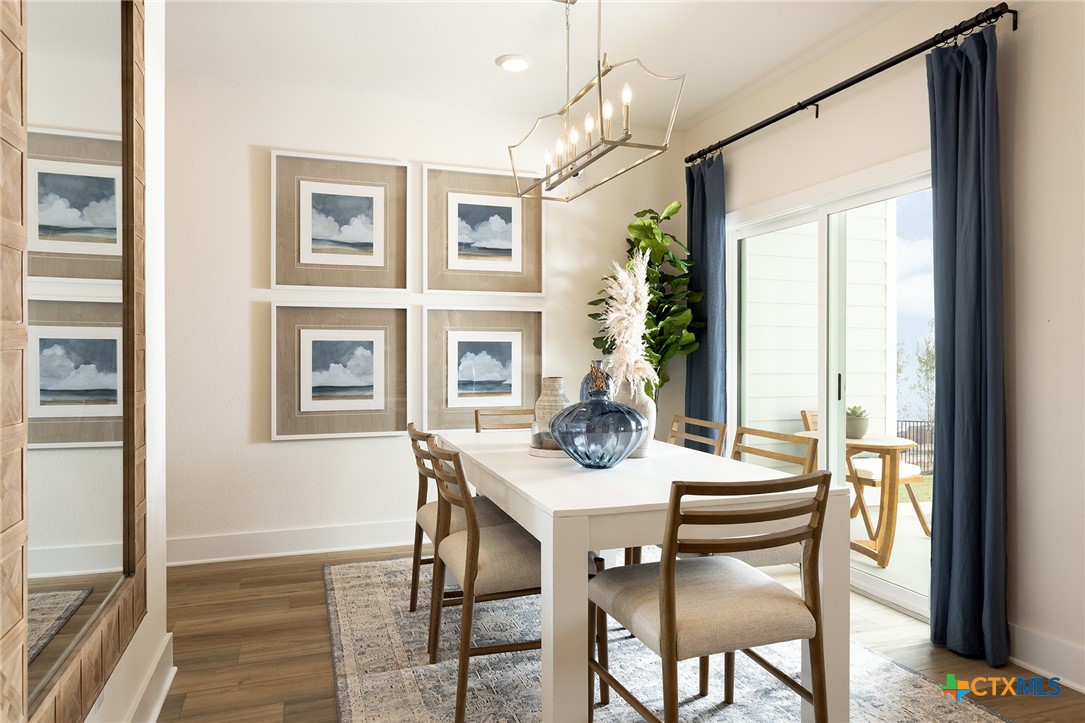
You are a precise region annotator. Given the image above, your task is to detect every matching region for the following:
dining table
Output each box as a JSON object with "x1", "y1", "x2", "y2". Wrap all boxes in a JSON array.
[{"x1": 435, "y1": 428, "x2": 850, "y2": 723}]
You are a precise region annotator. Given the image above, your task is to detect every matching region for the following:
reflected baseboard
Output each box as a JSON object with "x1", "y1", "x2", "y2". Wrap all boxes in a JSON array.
[{"x1": 29, "y1": 543, "x2": 124, "y2": 578}]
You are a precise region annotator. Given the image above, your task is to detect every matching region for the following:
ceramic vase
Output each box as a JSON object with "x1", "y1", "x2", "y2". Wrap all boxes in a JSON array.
[
  {"x1": 612, "y1": 381, "x2": 656, "y2": 458},
  {"x1": 846, "y1": 415, "x2": 869, "y2": 440},
  {"x1": 534, "y1": 377, "x2": 571, "y2": 427}
]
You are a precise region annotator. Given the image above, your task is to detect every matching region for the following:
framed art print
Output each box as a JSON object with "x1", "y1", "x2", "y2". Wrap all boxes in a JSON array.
[
  {"x1": 445, "y1": 330, "x2": 521, "y2": 408},
  {"x1": 423, "y1": 165, "x2": 543, "y2": 294},
  {"x1": 423, "y1": 307, "x2": 542, "y2": 429},
  {"x1": 273, "y1": 303, "x2": 407, "y2": 440},
  {"x1": 28, "y1": 130, "x2": 125, "y2": 280},
  {"x1": 446, "y1": 192, "x2": 522, "y2": 273},
  {"x1": 299, "y1": 328, "x2": 385, "y2": 412},
  {"x1": 299, "y1": 181, "x2": 385, "y2": 267},
  {"x1": 272, "y1": 151, "x2": 408, "y2": 289},
  {"x1": 30, "y1": 325, "x2": 123, "y2": 419}
]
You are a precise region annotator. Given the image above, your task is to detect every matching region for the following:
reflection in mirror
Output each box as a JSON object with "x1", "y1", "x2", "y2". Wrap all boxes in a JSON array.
[{"x1": 25, "y1": 0, "x2": 123, "y2": 702}]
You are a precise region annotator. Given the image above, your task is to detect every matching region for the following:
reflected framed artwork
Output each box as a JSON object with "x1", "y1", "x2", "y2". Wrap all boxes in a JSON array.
[
  {"x1": 29, "y1": 157, "x2": 122, "y2": 256},
  {"x1": 273, "y1": 303, "x2": 407, "y2": 440},
  {"x1": 272, "y1": 151, "x2": 408, "y2": 289},
  {"x1": 423, "y1": 165, "x2": 542, "y2": 294},
  {"x1": 29, "y1": 325, "x2": 123, "y2": 419},
  {"x1": 423, "y1": 307, "x2": 542, "y2": 429}
]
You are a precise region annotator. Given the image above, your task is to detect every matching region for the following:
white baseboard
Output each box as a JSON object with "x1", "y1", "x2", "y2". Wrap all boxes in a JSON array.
[
  {"x1": 167, "y1": 519, "x2": 415, "y2": 566},
  {"x1": 1009, "y1": 623, "x2": 1085, "y2": 693},
  {"x1": 130, "y1": 635, "x2": 176, "y2": 722},
  {"x1": 29, "y1": 542, "x2": 123, "y2": 577}
]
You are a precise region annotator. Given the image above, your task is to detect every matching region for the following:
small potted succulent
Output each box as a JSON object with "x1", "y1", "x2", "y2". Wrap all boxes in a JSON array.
[{"x1": 846, "y1": 405, "x2": 869, "y2": 439}]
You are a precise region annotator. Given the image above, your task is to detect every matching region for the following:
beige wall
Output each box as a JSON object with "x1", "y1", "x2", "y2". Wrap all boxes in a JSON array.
[
  {"x1": 673, "y1": 0, "x2": 1084, "y2": 688},
  {"x1": 163, "y1": 61, "x2": 685, "y2": 560}
]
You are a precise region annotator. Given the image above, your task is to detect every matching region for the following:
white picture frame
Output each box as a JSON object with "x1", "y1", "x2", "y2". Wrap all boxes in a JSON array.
[
  {"x1": 445, "y1": 330, "x2": 522, "y2": 409},
  {"x1": 299, "y1": 328, "x2": 386, "y2": 412},
  {"x1": 29, "y1": 158, "x2": 123, "y2": 256},
  {"x1": 445, "y1": 192, "x2": 522, "y2": 273},
  {"x1": 299, "y1": 180, "x2": 386, "y2": 267},
  {"x1": 29, "y1": 325, "x2": 123, "y2": 418}
]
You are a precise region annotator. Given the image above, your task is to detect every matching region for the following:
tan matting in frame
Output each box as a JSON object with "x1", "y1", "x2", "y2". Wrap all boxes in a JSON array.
[
  {"x1": 275, "y1": 305, "x2": 407, "y2": 438},
  {"x1": 29, "y1": 300, "x2": 123, "y2": 446},
  {"x1": 425, "y1": 308, "x2": 541, "y2": 430},
  {"x1": 425, "y1": 167, "x2": 542, "y2": 294},
  {"x1": 274, "y1": 153, "x2": 407, "y2": 289},
  {"x1": 28, "y1": 131, "x2": 124, "y2": 280}
]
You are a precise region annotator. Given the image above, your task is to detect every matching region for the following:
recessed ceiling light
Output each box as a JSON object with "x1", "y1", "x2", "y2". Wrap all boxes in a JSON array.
[{"x1": 496, "y1": 54, "x2": 530, "y2": 73}]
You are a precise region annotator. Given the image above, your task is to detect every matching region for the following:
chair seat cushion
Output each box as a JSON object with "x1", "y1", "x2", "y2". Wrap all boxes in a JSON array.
[
  {"x1": 588, "y1": 556, "x2": 815, "y2": 660},
  {"x1": 439, "y1": 522, "x2": 542, "y2": 596},
  {"x1": 851, "y1": 458, "x2": 923, "y2": 481},
  {"x1": 415, "y1": 495, "x2": 512, "y2": 541}
]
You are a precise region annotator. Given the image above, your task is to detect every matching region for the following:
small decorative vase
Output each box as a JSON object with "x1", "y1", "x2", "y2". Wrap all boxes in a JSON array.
[
  {"x1": 534, "y1": 377, "x2": 571, "y2": 427},
  {"x1": 613, "y1": 381, "x2": 656, "y2": 458},
  {"x1": 549, "y1": 365, "x2": 647, "y2": 469},
  {"x1": 579, "y1": 360, "x2": 613, "y2": 401},
  {"x1": 846, "y1": 416, "x2": 869, "y2": 439},
  {"x1": 530, "y1": 377, "x2": 571, "y2": 457}
]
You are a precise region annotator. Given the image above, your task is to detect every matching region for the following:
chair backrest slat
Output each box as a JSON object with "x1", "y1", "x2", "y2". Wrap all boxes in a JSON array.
[
  {"x1": 407, "y1": 423, "x2": 438, "y2": 481},
  {"x1": 676, "y1": 526, "x2": 814, "y2": 556},
  {"x1": 800, "y1": 409, "x2": 818, "y2": 432},
  {"x1": 731, "y1": 426, "x2": 818, "y2": 474},
  {"x1": 667, "y1": 415, "x2": 727, "y2": 456},
  {"x1": 426, "y1": 439, "x2": 480, "y2": 540},
  {"x1": 474, "y1": 408, "x2": 536, "y2": 432},
  {"x1": 680, "y1": 498, "x2": 819, "y2": 526}
]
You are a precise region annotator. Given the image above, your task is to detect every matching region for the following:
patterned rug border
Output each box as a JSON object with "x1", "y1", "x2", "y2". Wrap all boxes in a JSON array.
[
  {"x1": 324, "y1": 558, "x2": 1012, "y2": 722},
  {"x1": 28, "y1": 587, "x2": 93, "y2": 664}
]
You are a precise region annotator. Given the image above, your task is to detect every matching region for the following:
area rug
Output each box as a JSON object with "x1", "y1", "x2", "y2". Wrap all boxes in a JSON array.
[
  {"x1": 28, "y1": 588, "x2": 92, "y2": 664},
  {"x1": 325, "y1": 559, "x2": 1005, "y2": 722}
]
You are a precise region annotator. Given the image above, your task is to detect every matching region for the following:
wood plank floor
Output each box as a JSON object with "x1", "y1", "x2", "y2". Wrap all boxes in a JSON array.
[{"x1": 160, "y1": 550, "x2": 1084, "y2": 722}]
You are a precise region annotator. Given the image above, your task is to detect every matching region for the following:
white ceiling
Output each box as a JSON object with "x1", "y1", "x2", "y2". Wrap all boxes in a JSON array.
[{"x1": 166, "y1": 1, "x2": 910, "y2": 132}]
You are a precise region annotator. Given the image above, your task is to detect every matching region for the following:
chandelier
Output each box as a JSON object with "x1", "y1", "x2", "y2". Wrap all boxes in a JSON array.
[{"x1": 508, "y1": 0, "x2": 685, "y2": 202}]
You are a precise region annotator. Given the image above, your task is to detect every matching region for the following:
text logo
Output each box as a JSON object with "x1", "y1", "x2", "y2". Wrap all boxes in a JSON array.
[{"x1": 940, "y1": 674, "x2": 1062, "y2": 702}]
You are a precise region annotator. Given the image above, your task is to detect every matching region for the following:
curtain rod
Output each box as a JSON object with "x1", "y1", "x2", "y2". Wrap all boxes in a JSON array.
[{"x1": 684, "y1": 2, "x2": 1018, "y2": 165}]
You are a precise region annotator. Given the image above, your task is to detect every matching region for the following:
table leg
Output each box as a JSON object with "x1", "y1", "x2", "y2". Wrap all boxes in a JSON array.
[
  {"x1": 540, "y1": 514, "x2": 590, "y2": 722},
  {"x1": 874, "y1": 452, "x2": 901, "y2": 568},
  {"x1": 804, "y1": 491, "x2": 850, "y2": 723}
]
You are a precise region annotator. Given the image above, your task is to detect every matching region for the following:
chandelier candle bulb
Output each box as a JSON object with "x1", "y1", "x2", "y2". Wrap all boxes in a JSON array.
[
  {"x1": 555, "y1": 137, "x2": 565, "y2": 163},
  {"x1": 544, "y1": 150, "x2": 553, "y2": 178},
  {"x1": 602, "y1": 100, "x2": 613, "y2": 140},
  {"x1": 569, "y1": 126, "x2": 579, "y2": 160},
  {"x1": 621, "y1": 83, "x2": 632, "y2": 132},
  {"x1": 584, "y1": 113, "x2": 595, "y2": 148}
]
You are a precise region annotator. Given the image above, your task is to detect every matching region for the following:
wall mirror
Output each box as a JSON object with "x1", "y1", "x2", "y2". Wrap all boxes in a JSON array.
[{"x1": 3, "y1": 1, "x2": 148, "y2": 719}]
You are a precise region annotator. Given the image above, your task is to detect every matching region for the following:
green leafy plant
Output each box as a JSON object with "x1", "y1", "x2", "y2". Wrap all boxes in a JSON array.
[
  {"x1": 589, "y1": 201, "x2": 702, "y2": 397},
  {"x1": 846, "y1": 405, "x2": 868, "y2": 418}
]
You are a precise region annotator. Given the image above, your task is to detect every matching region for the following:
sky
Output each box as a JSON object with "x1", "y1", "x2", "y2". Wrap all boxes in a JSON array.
[
  {"x1": 310, "y1": 192, "x2": 374, "y2": 244},
  {"x1": 38, "y1": 338, "x2": 117, "y2": 391},
  {"x1": 893, "y1": 188, "x2": 934, "y2": 420},
  {"x1": 457, "y1": 341, "x2": 512, "y2": 382},
  {"x1": 311, "y1": 340, "x2": 374, "y2": 388},
  {"x1": 457, "y1": 202, "x2": 513, "y2": 250},
  {"x1": 37, "y1": 172, "x2": 117, "y2": 229}
]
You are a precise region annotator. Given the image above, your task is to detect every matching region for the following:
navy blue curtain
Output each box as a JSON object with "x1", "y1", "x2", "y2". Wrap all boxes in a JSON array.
[
  {"x1": 684, "y1": 155, "x2": 726, "y2": 438},
  {"x1": 927, "y1": 26, "x2": 1008, "y2": 666}
]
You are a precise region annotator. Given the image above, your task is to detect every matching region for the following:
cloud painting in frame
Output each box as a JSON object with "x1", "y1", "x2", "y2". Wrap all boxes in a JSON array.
[
  {"x1": 300, "y1": 329, "x2": 385, "y2": 412},
  {"x1": 446, "y1": 330, "x2": 521, "y2": 408},
  {"x1": 29, "y1": 159, "x2": 122, "y2": 256},
  {"x1": 300, "y1": 180, "x2": 386, "y2": 267},
  {"x1": 30, "y1": 326, "x2": 122, "y2": 418},
  {"x1": 446, "y1": 192, "x2": 522, "y2": 273}
]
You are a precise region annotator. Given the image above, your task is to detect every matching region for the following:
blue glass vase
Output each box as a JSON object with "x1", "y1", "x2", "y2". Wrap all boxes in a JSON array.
[{"x1": 549, "y1": 390, "x2": 648, "y2": 469}]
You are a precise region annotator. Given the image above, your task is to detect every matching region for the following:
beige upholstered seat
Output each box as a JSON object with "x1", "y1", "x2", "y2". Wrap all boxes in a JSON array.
[
  {"x1": 589, "y1": 556, "x2": 815, "y2": 661},
  {"x1": 439, "y1": 523, "x2": 542, "y2": 597},
  {"x1": 407, "y1": 423, "x2": 511, "y2": 612},
  {"x1": 588, "y1": 471, "x2": 833, "y2": 723}
]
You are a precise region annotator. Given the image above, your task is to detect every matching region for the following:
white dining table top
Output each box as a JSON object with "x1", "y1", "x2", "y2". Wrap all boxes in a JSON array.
[{"x1": 435, "y1": 428, "x2": 792, "y2": 518}]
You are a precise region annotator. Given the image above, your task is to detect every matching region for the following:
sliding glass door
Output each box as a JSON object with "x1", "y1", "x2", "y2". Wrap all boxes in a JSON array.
[{"x1": 735, "y1": 180, "x2": 933, "y2": 617}]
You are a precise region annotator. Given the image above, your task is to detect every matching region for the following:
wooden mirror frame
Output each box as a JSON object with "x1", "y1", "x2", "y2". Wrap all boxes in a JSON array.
[{"x1": 0, "y1": 1, "x2": 148, "y2": 720}]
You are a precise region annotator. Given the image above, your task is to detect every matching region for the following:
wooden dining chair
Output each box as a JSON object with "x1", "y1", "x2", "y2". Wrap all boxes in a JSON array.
[
  {"x1": 474, "y1": 408, "x2": 536, "y2": 432},
  {"x1": 426, "y1": 439, "x2": 611, "y2": 720},
  {"x1": 406, "y1": 424, "x2": 511, "y2": 612},
  {"x1": 797, "y1": 411, "x2": 930, "y2": 538},
  {"x1": 731, "y1": 426, "x2": 818, "y2": 474},
  {"x1": 622, "y1": 415, "x2": 730, "y2": 566},
  {"x1": 667, "y1": 415, "x2": 727, "y2": 455},
  {"x1": 587, "y1": 471, "x2": 833, "y2": 722}
]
